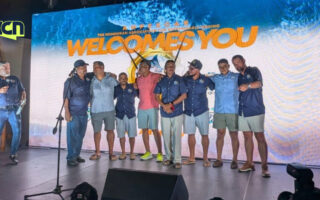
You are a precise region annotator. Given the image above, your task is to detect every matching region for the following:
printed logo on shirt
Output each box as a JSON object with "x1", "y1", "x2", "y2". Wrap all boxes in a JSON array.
[
  {"x1": 199, "y1": 79, "x2": 204, "y2": 84},
  {"x1": 6, "y1": 79, "x2": 15, "y2": 83},
  {"x1": 247, "y1": 74, "x2": 251, "y2": 79},
  {"x1": 128, "y1": 88, "x2": 133, "y2": 93},
  {"x1": 86, "y1": 77, "x2": 90, "y2": 81},
  {"x1": 174, "y1": 80, "x2": 179, "y2": 85}
]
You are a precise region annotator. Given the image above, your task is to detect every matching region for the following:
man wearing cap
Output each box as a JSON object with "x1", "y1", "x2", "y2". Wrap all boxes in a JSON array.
[
  {"x1": 136, "y1": 59, "x2": 163, "y2": 162},
  {"x1": 0, "y1": 61, "x2": 26, "y2": 164},
  {"x1": 63, "y1": 59, "x2": 90, "y2": 166},
  {"x1": 182, "y1": 59, "x2": 215, "y2": 167},
  {"x1": 232, "y1": 55, "x2": 270, "y2": 177},
  {"x1": 209, "y1": 58, "x2": 240, "y2": 169},
  {"x1": 154, "y1": 60, "x2": 187, "y2": 169},
  {"x1": 89, "y1": 61, "x2": 119, "y2": 161}
]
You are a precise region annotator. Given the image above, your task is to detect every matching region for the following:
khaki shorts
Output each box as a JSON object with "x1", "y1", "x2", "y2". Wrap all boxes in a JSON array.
[
  {"x1": 238, "y1": 114, "x2": 264, "y2": 132},
  {"x1": 213, "y1": 113, "x2": 238, "y2": 131}
]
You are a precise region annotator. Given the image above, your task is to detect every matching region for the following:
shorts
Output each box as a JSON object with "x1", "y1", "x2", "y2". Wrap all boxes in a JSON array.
[
  {"x1": 184, "y1": 111, "x2": 209, "y2": 135},
  {"x1": 116, "y1": 116, "x2": 137, "y2": 138},
  {"x1": 91, "y1": 111, "x2": 115, "y2": 133},
  {"x1": 238, "y1": 114, "x2": 264, "y2": 132},
  {"x1": 213, "y1": 113, "x2": 238, "y2": 131},
  {"x1": 137, "y1": 108, "x2": 159, "y2": 130}
]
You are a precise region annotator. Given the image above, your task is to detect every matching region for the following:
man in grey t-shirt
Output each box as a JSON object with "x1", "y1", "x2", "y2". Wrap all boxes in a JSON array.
[{"x1": 89, "y1": 61, "x2": 118, "y2": 161}]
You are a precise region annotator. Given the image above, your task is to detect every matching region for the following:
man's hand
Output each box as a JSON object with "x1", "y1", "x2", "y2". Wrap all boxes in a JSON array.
[
  {"x1": 20, "y1": 91, "x2": 27, "y2": 103},
  {"x1": 162, "y1": 104, "x2": 173, "y2": 114},
  {"x1": 158, "y1": 74, "x2": 164, "y2": 82},
  {"x1": 65, "y1": 111, "x2": 72, "y2": 122},
  {"x1": 239, "y1": 84, "x2": 249, "y2": 92},
  {"x1": 109, "y1": 72, "x2": 117, "y2": 79},
  {"x1": 0, "y1": 86, "x2": 8, "y2": 94}
]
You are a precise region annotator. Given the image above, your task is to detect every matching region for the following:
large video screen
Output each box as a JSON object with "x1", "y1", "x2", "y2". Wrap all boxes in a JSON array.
[{"x1": 30, "y1": 0, "x2": 320, "y2": 165}]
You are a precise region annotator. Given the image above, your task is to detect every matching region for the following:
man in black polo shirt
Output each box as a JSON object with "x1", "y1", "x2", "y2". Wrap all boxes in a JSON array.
[{"x1": 232, "y1": 55, "x2": 270, "y2": 177}]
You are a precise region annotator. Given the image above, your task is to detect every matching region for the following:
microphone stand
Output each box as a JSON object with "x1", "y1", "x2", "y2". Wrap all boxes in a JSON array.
[{"x1": 24, "y1": 70, "x2": 76, "y2": 200}]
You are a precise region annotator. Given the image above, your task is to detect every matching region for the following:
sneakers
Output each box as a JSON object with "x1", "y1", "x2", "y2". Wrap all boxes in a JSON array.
[
  {"x1": 140, "y1": 152, "x2": 153, "y2": 161},
  {"x1": 9, "y1": 155, "x2": 18, "y2": 165},
  {"x1": 230, "y1": 161, "x2": 238, "y2": 169},
  {"x1": 67, "y1": 160, "x2": 79, "y2": 166},
  {"x1": 239, "y1": 162, "x2": 255, "y2": 172},
  {"x1": 156, "y1": 153, "x2": 163, "y2": 162},
  {"x1": 212, "y1": 160, "x2": 223, "y2": 168},
  {"x1": 77, "y1": 156, "x2": 85, "y2": 163}
]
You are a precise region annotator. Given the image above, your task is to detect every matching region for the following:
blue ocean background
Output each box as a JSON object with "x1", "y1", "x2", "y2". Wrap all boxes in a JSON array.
[{"x1": 32, "y1": 0, "x2": 320, "y2": 48}]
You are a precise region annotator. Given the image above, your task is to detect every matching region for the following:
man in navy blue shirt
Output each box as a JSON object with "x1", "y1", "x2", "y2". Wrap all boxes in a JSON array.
[
  {"x1": 232, "y1": 55, "x2": 270, "y2": 177},
  {"x1": 182, "y1": 59, "x2": 215, "y2": 167},
  {"x1": 154, "y1": 60, "x2": 187, "y2": 169},
  {"x1": 0, "y1": 61, "x2": 26, "y2": 164},
  {"x1": 114, "y1": 72, "x2": 138, "y2": 160},
  {"x1": 63, "y1": 59, "x2": 91, "y2": 166}
]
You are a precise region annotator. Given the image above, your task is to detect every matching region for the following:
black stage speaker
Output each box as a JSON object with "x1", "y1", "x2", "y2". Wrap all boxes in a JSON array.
[{"x1": 101, "y1": 168, "x2": 189, "y2": 200}]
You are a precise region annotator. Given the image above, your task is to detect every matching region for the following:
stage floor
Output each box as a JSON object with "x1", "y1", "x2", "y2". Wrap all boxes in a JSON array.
[{"x1": 0, "y1": 148, "x2": 319, "y2": 200}]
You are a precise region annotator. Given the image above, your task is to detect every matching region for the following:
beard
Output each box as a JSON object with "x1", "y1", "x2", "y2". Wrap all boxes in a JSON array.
[{"x1": 0, "y1": 69, "x2": 10, "y2": 77}]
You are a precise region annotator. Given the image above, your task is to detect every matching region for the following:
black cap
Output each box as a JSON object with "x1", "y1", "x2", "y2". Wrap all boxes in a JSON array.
[
  {"x1": 188, "y1": 59, "x2": 202, "y2": 70},
  {"x1": 74, "y1": 59, "x2": 89, "y2": 68}
]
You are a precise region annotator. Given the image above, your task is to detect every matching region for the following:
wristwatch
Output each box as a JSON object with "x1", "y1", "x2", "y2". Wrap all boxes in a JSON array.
[{"x1": 248, "y1": 83, "x2": 252, "y2": 88}]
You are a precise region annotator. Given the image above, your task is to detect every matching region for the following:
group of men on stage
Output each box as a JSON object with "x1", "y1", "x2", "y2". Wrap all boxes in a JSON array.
[
  {"x1": 0, "y1": 54, "x2": 270, "y2": 178},
  {"x1": 62, "y1": 54, "x2": 270, "y2": 178}
]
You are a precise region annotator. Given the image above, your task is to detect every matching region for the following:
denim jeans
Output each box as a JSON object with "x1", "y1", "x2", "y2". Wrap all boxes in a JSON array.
[
  {"x1": 66, "y1": 115, "x2": 88, "y2": 161},
  {"x1": 0, "y1": 109, "x2": 21, "y2": 156}
]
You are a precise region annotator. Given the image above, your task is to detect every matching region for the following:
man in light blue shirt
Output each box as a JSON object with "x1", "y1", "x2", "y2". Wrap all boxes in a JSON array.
[
  {"x1": 89, "y1": 61, "x2": 119, "y2": 161},
  {"x1": 210, "y1": 58, "x2": 239, "y2": 169}
]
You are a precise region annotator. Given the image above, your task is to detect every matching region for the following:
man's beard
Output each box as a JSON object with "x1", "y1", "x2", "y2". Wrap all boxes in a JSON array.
[{"x1": 0, "y1": 70, "x2": 10, "y2": 77}]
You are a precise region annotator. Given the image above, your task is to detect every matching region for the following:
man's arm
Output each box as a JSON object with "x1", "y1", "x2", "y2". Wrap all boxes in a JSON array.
[
  {"x1": 239, "y1": 67, "x2": 263, "y2": 92},
  {"x1": 0, "y1": 86, "x2": 8, "y2": 94},
  {"x1": 239, "y1": 81, "x2": 262, "y2": 92},
  {"x1": 155, "y1": 94, "x2": 172, "y2": 114},
  {"x1": 64, "y1": 98, "x2": 72, "y2": 122},
  {"x1": 172, "y1": 93, "x2": 187, "y2": 106}
]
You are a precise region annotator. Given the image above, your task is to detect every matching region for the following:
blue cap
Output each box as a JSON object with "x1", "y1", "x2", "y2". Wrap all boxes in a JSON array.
[
  {"x1": 74, "y1": 59, "x2": 89, "y2": 68},
  {"x1": 188, "y1": 59, "x2": 202, "y2": 70}
]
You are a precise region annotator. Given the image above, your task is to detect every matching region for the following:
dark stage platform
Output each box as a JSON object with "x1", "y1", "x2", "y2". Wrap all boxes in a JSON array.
[{"x1": 0, "y1": 148, "x2": 319, "y2": 200}]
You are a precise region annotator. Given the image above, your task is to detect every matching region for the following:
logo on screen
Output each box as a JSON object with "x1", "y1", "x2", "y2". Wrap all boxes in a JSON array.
[{"x1": 0, "y1": 21, "x2": 25, "y2": 40}]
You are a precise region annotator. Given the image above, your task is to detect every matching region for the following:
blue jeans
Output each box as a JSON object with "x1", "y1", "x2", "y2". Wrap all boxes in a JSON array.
[
  {"x1": 0, "y1": 109, "x2": 21, "y2": 156},
  {"x1": 66, "y1": 115, "x2": 88, "y2": 161}
]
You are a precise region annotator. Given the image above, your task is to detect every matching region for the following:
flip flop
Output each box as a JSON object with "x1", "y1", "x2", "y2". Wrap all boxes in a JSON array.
[
  {"x1": 182, "y1": 159, "x2": 196, "y2": 165},
  {"x1": 203, "y1": 160, "x2": 211, "y2": 167},
  {"x1": 109, "y1": 155, "x2": 118, "y2": 161},
  {"x1": 130, "y1": 154, "x2": 136, "y2": 160},
  {"x1": 119, "y1": 154, "x2": 127, "y2": 160},
  {"x1": 89, "y1": 154, "x2": 101, "y2": 160}
]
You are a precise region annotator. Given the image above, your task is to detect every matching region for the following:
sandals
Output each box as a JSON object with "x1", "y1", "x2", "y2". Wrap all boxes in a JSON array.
[
  {"x1": 173, "y1": 163, "x2": 182, "y2": 169},
  {"x1": 182, "y1": 159, "x2": 196, "y2": 165},
  {"x1": 119, "y1": 154, "x2": 127, "y2": 160},
  {"x1": 262, "y1": 164, "x2": 271, "y2": 178},
  {"x1": 130, "y1": 154, "x2": 136, "y2": 160},
  {"x1": 163, "y1": 160, "x2": 173, "y2": 166},
  {"x1": 203, "y1": 160, "x2": 211, "y2": 167},
  {"x1": 89, "y1": 154, "x2": 101, "y2": 160},
  {"x1": 109, "y1": 155, "x2": 118, "y2": 161}
]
